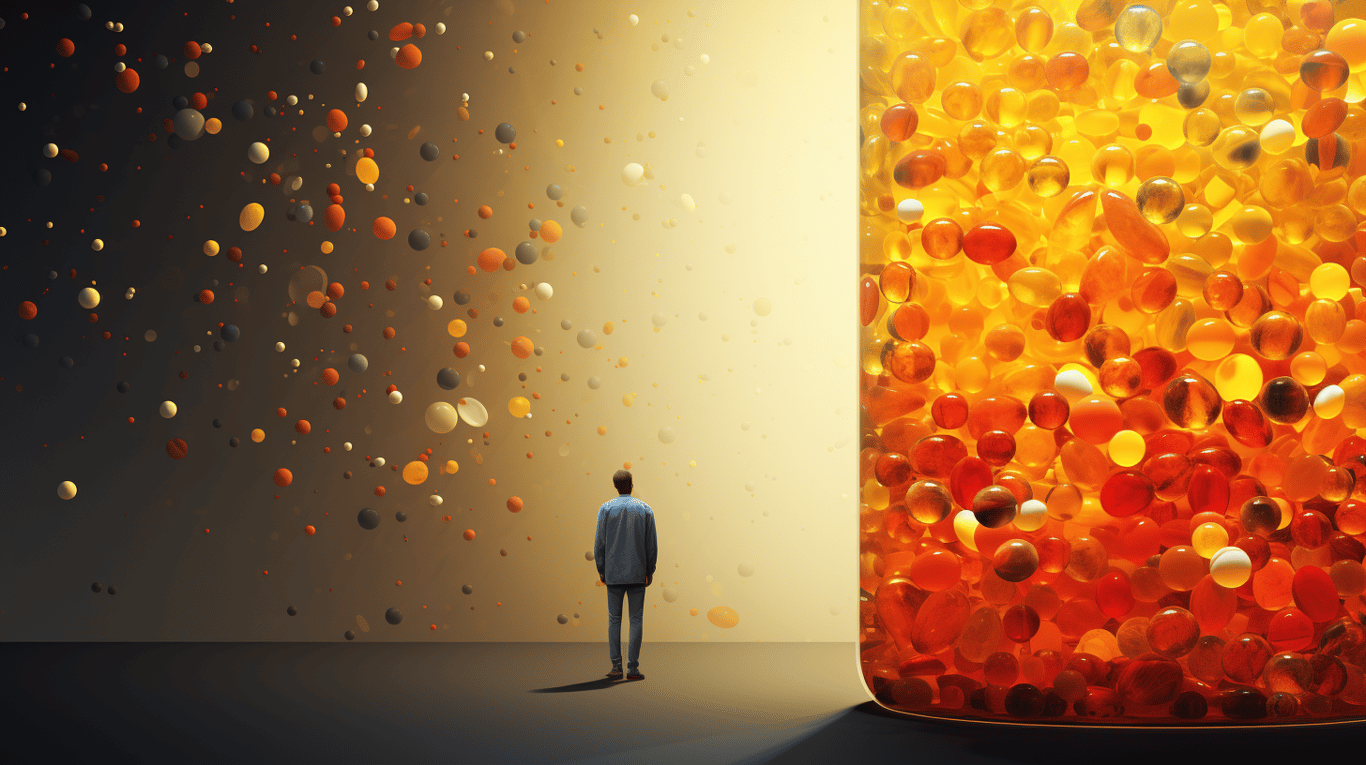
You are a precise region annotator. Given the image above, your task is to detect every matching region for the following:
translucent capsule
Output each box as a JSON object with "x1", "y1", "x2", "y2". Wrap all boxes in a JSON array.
[
  {"x1": 1303, "y1": 98, "x2": 1347, "y2": 139},
  {"x1": 962, "y1": 223, "x2": 1016, "y2": 265},
  {"x1": 1026, "y1": 155, "x2": 1070, "y2": 197},
  {"x1": 878, "y1": 261, "x2": 915, "y2": 303},
  {"x1": 893, "y1": 149, "x2": 947, "y2": 189},
  {"x1": 1091, "y1": 143, "x2": 1135, "y2": 187},
  {"x1": 973, "y1": 485, "x2": 1018, "y2": 529},
  {"x1": 1015, "y1": 6, "x2": 1054, "y2": 52},
  {"x1": 1176, "y1": 80, "x2": 1210, "y2": 109},
  {"x1": 1300, "y1": 49, "x2": 1350, "y2": 92},
  {"x1": 1209, "y1": 546, "x2": 1253, "y2": 588},
  {"x1": 1130, "y1": 269, "x2": 1177, "y2": 314},
  {"x1": 1311, "y1": 262, "x2": 1351, "y2": 299},
  {"x1": 1249, "y1": 311, "x2": 1304, "y2": 360},
  {"x1": 980, "y1": 148, "x2": 1025, "y2": 192},
  {"x1": 905, "y1": 480, "x2": 954, "y2": 524},
  {"x1": 1323, "y1": 18, "x2": 1366, "y2": 73},
  {"x1": 1183, "y1": 109, "x2": 1221, "y2": 147},
  {"x1": 1045, "y1": 52, "x2": 1090, "y2": 91},
  {"x1": 1306, "y1": 133, "x2": 1351, "y2": 172},
  {"x1": 1305, "y1": 299, "x2": 1346, "y2": 343},
  {"x1": 960, "y1": 8, "x2": 1015, "y2": 62},
  {"x1": 1163, "y1": 371, "x2": 1222, "y2": 429},
  {"x1": 1135, "y1": 177, "x2": 1183, "y2": 224},
  {"x1": 1240, "y1": 496, "x2": 1283, "y2": 536},
  {"x1": 880, "y1": 103, "x2": 919, "y2": 141},
  {"x1": 940, "y1": 81, "x2": 983, "y2": 120},
  {"x1": 1316, "y1": 204, "x2": 1357, "y2": 241},
  {"x1": 1166, "y1": 40, "x2": 1211, "y2": 84},
  {"x1": 1114, "y1": 5, "x2": 1162, "y2": 52},
  {"x1": 890, "y1": 52, "x2": 936, "y2": 103},
  {"x1": 1201, "y1": 270, "x2": 1243, "y2": 311},
  {"x1": 993, "y1": 539, "x2": 1040, "y2": 582},
  {"x1": 1258, "y1": 376, "x2": 1310, "y2": 424},
  {"x1": 1076, "y1": 0, "x2": 1122, "y2": 32},
  {"x1": 1176, "y1": 204, "x2": 1212, "y2": 237},
  {"x1": 1146, "y1": 606, "x2": 1200, "y2": 657},
  {"x1": 1233, "y1": 88, "x2": 1276, "y2": 127},
  {"x1": 882, "y1": 340, "x2": 936, "y2": 384},
  {"x1": 1244, "y1": 13, "x2": 1284, "y2": 58},
  {"x1": 1230, "y1": 205, "x2": 1273, "y2": 244},
  {"x1": 1210, "y1": 125, "x2": 1262, "y2": 171},
  {"x1": 921, "y1": 218, "x2": 963, "y2": 260},
  {"x1": 1186, "y1": 318, "x2": 1235, "y2": 360}
]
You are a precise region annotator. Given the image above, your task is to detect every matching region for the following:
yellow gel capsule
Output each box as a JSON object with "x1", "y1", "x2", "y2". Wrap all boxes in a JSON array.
[
  {"x1": 1291, "y1": 351, "x2": 1328, "y2": 386},
  {"x1": 1136, "y1": 177, "x2": 1184, "y2": 224},
  {"x1": 1091, "y1": 143, "x2": 1135, "y2": 187},
  {"x1": 1169, "y1": 2, "x2": 1219, "y2": 42},
  {"x1": 1015, "y1": 6, "x2": 1054, "y2": 52},
  {"x1": 1214, "y1": 354, "x2": 1263, "y2": 401},
  {"x1": 1187, "y1": 318, "x2": 1236, "y2": 360},
  {"x1": 1107, "y1": 430, "x2": 1146, "y2": 467},
  {"x1": 1244, "y1": 13, "x2": 1284, "y2": 58},
  {"x1": 1210, "y1": 126, "x2": 1262, "y2": 170},
  {"x1": 1325, "y1": 19, "x2": 1366, "y2": 74},
  {"x1": 1192, "y1": 522, "x2": 1230, "y2": 559},
  {"x1": 1233, "y1": 88, "x2": 1275, "y2": 127},
  {"x1": 1183, "y1": 109, "x2": 1222, "y2": 147},
  {"x1": 1311, "y1": 262, "x2": 1351, "y2": 300},
  {"x1": 1176, "y1": 204, "x2": 1213, "y2": 237},
  {"x1": 1230, "y1": 206, "x2": 1273, "y2": 244},
  {"x1": 981, "y1": 148, "x2": 1026, "y2": 192},
  {"x1": 1026, "y1": 155, "x2": 1071, "y2": 197}
]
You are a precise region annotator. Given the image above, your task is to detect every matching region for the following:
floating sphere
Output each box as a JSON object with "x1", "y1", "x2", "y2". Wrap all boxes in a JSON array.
[
  {"x1": 247, "y1": 142, "x2": 269, "y2": 164},
  {"x1": 385, "y1": 607, "x2": 403, "y2": 625},
  {"x1": 348, "y1": 353, "x2": 368, "y2": 372},
  {"x1": 57, "y1": 481, "x2": 78, "y2": 500},
  {"x1": 233, "y1": 101, "x2": 254, "y2": 120},
  {"x1": 159, "y1": 400, "x2": 178, "y2": 418},
  {"x1": 408, "y1": 229, "x2": 430, "y2": 250},
  {"x1": 494, "y1": 123, "x2": 516, "y2": 143},
  {"x1": 419, "y1": 142, "x2": 439, "y2": 161},
  {"x1": 78, "y1": 287, "x2": 100, "y2": 309},
  {"x1": 357, "y1": 507, "x2": 380, "y2": 530},
  {"x1": 425, "y1": 401, "x2": 458, "y2": 433},
  {"x1": 173, "y1": 108, "x2": 205, "y2": 140}
]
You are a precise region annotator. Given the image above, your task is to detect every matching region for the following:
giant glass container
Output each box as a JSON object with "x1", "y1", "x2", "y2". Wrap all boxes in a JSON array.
[{"x1": 858, "y1": 0, "x2": 1366, "y2": 724}]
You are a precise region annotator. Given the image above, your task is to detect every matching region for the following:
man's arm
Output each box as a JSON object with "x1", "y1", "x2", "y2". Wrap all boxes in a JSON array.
[
  {"x1": 645, "y1": 510, "x2": 657, "y2": 582},
  {"x1": 594, "y1": 506, "x2": 606, "y2": 581}
]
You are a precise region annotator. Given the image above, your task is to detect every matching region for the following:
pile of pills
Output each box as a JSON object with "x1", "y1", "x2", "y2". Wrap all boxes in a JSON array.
[{"x1": 860, "y1": 0, "x2": 1366, "y2": 723}]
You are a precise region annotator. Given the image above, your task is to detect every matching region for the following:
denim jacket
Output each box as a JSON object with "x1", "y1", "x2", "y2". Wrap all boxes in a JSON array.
[{"x1": 594, "y1": 494, "x2": 657, "y2": 585}]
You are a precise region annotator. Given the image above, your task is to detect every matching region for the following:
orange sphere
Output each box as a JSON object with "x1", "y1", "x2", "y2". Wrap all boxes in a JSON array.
[
  {"x1": 1070, "y1": 396, "x2": 1124, "y2": 444},
  {"x1": 453, "y1": 342, "x2": 470, "y2": 358},
  {"x1": 463, "y1": 529, "x2": 477, "y2": 540},
  {"x1": 166, "y1": 439, "x2": 189, "y2": 460},
  {"x1": 478, "y1": 205, "x2": 493, "y2": 219},
  {"x1": 327, "y1": 282, "x2": 345, "y2": 300},
  {"x1": 56, "y1": 39, "x2": 75, "y2": 57},
  {"x1": 116, "y1": 68, "x2": 140, "y2": 93},
  {"x1": 17, "y1": 301, "x2": 37, "y2": 320},
  {"x1": 511, "y1": 336, "x2": 534, "y2": 359},
  {"x1": 539, "y1": 220, "x2": 563, "y2": 243},
  {"x1": 478, "y1": 248, "x2": 506, "y2": 272},
  {"x1": 507, "y1": 497, "x2": 524, "y2": 513},
  {"x1": 305, "y1": 525, "x2": 316, "y2": 536},
  {"x1": 326, "y1": 109, "x2": 348, "y2": 132},
  {"x1": 273, "y1": 468, "x2": 293, "y2": 487},
  {"x1": 396, "y1": 43, "x2": 422, "y2": 69},
  {"x1": 512, "y1": 296, "x2": 530, "y2": 313},
  {"x1": 198, "y1": 289, "x2": 214, "y2": 304},
  {"x1": 324, "y1": 204, "x2": 345, "y2": 232},
  {"x1": 295, "y1": 420, "x2": 311, "y2": 434},
  {"x1": 322, "y1": 368, "x2": 340, "y2": 385},
  {"x1": 373, "y1": 217, "x2": 397, "y2": 239}
]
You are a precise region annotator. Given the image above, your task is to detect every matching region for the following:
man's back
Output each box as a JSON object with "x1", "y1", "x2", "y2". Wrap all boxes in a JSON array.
[{"x1": 594, "y1": 495, "x2": 657, "y2": 585}]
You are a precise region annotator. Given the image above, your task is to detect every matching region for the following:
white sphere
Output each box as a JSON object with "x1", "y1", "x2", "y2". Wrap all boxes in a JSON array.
[
  {"x1": 1210, "y1": 546, "x2": 1253, "y2": 588},
  {"x1": 429, "y1": 494, "x2": 444, "y2": 506},
  {"x1": 1315, "y1": 384, "x2": 1345, "y2": 419},
  {"x1": 629, "y1": 14, "x2": 639, "y2": 25},
  {"x1": 343, "y1": 442, "x2": 353, "y2": 451},
  {"x1": 389, "y1": 390, "x2": 403, "y2": 404},
  {"x1": 91, "y1": 239, "x2": 104, "y2": 251},
  {"x1": 365, "y1": 183, "x2": 374, "y2": 192},
  {"x1": 359, "y1": 124, "x2": 372, "y2": 137},
  {"x1": 159, "y1": 400, "x2": 178, "y2": 418},
  {"x1": 44, "y1": 143, "x2": 59, "y2": 158},
  {"x1": 390, "y1": 47, "x2": 400, "y2": 59},
  {"x1": 275, "y1": 342, "x2": 285, "y2": 352},
  {"x1": 896, "y1": 198, "x2": 924, "y2": 223},
  {"x1": 78, "y1": 288, "x2": 101, "y2": 309},
  {"x1": 435, "y1": 22, "x2": 446, "y2": 34},
  {"x1": 534, "y1": 282, "x2": 553, "y2": 300},
  {"x1": 354, "y1": 82, "x2": 368, "y2": 102},
  {"x1": 343, "y1": 6, "x2": 353, "y2": 16},
  {"x1": 483, "y1": 51, "x2": 494, "y2": 61},
  {"x1": 114, "y1": 62, "x2": 125, "y2": 73},
  {"x1": 18, "y1": 103, "x2": 26, "y2": 111},
  {"x1": 622, "y1": 163, "x2": 644, "y2": 186},
  {"x1": 286, "y1": 95, "x2": 298, "y2": 106},
  {"x1": 200, "y1": 43, "x2": 212, "y2": 54},
  {"x1": 291, "y1": 359, "x2": 300, "y2": 368},
  {"x1": 258, "y1": 264, "x2": 268, "y2": 274},
  {"x1": 427, "y1": 295, "x2": 444, "y2": 310},
  {"x1": 203, "y1": 240, "x2": 219, "y2": 257},
  {"x1": 1015, "y1": 499, "x2": 1048, "y2": 531},
  {"x1": 373, "y1": 456, "x2": 386, "y2": 467},
  {"x1": 1259, "y1": 120, "x2": 1296, "y2": 155},
  {"x1": 247, "y1": 142, "x2": 269, "y2": 164},
  {"x1": 425, "y1": 401, "x2": 459, "y2": 433},
  {"x1": 366, "y1": 0, "x2": 378, "y2": 10},
  {"x1": 57, "y1": 481, "x2": 78, "y2": 500},
  {"x1": 651, "y1": 80, "x2": 670, "y2": 100},
  {"x1": 1054, "y1": 369, "x2": 1094, "y2": 403}
]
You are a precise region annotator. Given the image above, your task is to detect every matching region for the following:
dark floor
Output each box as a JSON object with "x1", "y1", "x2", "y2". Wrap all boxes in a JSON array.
[{"x1": 0, "y1": 642, "x2": 1361, "y2": 764}]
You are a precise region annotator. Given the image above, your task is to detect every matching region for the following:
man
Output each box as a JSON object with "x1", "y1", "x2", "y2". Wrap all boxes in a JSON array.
[{"x1": 594, "y1": 469, "x2": 657, "y2": 681}]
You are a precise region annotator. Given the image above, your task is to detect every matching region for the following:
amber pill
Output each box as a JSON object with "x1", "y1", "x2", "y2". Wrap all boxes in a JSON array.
[
  {"x1": 931, "y1": 392, "x2": 970, "y2": 429},
  {"x1": 1248, "y1": 310, "x2": 1304, "y2": 360},
  {"x1": 893, "y1": 149, "x2": 947, "y2": 189},
  {"x1": 1098, "y1": 356, "x2": 1142, "y2": 398},
  {"x1": 972, "y1": 485, "x2": 1018, "y2": 529},
  {"x1": 1162, "y1": 372, "x2": 1222, "y2": 429},
  {"x1": 1082, "y1": 324, "x2": 1131, "y2": 368},
  {"x1": 1301, "y1": 49, "x2": 1350, "y2": 92},
  {"x1": 977, "y1": 430, "x2": 1017, "y2": 467},
  {"x1": 1130, "y1": 268, "x2": 1177, "y2": 313},
  {"x1": 880, "y1": 103, "x2": 919, "y2": 141},
  {"x1": 882, "y1": 340, "x2": 936, "y2": 384},
  {"x1": 1258, "y1": 376, "x2": 1309, "y2": 424},
  {"x1": 1240, "y1": 496, "x2": 1282, "y2": 537},
  {"x1": 962, "y1": 223, "x2": 1017, "y2": 265},
  {"x1": 878, "y1": 261, "x2": 916, "y2": 303},
  {"x1": 920, "y1": 218, "x2": 963, "y2": 260},
  {"x1": 1201, "y1": 270, "x2": 1243, "y2": 311},
  {"x1": 1044, "y1": 52, "x2": 1089, "y2": 91},
  {"x1": 1028, "y1": 391, "x2": 1069, "y2": 429},
  {"x1": 1044, "y1": 293, "x2": 1091, "y2": 342},
  {"x1": 1306, "y1": 133, "x2": 1351, "y2": 171},
  {"x1": 993, "y1": 540, "x2": 1040, "y2": 582},
  {"x1": 1303, "y1": 98, "x2": 1347, "y2": 138}
]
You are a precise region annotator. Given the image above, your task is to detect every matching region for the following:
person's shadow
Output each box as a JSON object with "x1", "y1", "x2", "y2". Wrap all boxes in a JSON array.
[{"x1": 529, "y1": 677, "x2": 626, "y2": 693}]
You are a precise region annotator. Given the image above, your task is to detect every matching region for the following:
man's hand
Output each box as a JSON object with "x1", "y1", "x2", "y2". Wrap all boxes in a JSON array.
[{"x1": 646, "y1": 575, "x2": 651, "y2": 586}]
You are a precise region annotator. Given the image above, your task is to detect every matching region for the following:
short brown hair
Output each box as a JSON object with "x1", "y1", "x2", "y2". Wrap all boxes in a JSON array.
[{"x1": 613, "y1": 469, "x2": 632, "y2": 494}]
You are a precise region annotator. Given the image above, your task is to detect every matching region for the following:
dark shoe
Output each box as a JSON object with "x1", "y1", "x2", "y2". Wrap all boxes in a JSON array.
[
  {"x1": 606, "y1": 668, "x2": 623, "y2": 679},
  {"x1": 627, "y1": 671, "x2": 644, "y2": 680}
]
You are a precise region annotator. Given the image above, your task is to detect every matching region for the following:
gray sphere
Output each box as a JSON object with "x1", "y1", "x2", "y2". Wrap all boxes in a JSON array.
[
  {"x1": 408, "y1": 229, "x2": 430, "y2": 251},
  {"x1": 453, "y1": 290, "x2": 471, "y2": 305},
  {"x1": 515, "y1": 241, "x2": 539, "y2": 264},
  {"x1": 546, "y1": 183, "x2": 563, "y2": 200},
  {"x1": 436, "y1": 368, "x2": 460, "y2": 390},
  {"x1": 494, "y1": 123, "x2": 516, "y2": 144},
  {"x1": 357, "y1": 507, "x2": 380, "y2": 530},
  {"x1": 570, "y1": 205, "x2": 589, "y2": 227},
  {"x1": 385, "y1": 607, "x2": 403, "y2": 625},
  {"x1": 232, "y1": 100, "x2": 253, "y2": 120},
  {"x1": 419, "y1": 142, "x2": 439, "y2": 161},
  {"x1": 348, "y1": 353, "x2": 368, "y2": 373},
  {"x1": 173, "y1": 108, "x2": 205, "y2": 140}
]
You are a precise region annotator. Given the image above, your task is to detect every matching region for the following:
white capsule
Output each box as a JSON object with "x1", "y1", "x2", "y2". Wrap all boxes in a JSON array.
[
  {"x1": 534, "y1": 282, "x2": 553, "y2": 300},
  {"x1": 1315, "y1": 384, "x2": 1345, "y2": 419},
  {"x1": 1015, "y1": 499, "x2": 1048, "y2": 532},
  {"x1": 389, "y1": 390, "x2": 403, "y2": 404},
  {"x1": 1260, "y1": 119, "x2": 1296, "y2": 155},
  {"x1": 354, "y1": 82, "x2": 368, "y2": 102},
  {"x1": 896, "y1": 198, "x2": 924, "y2": 223},
  {"x1": 429, "y1": 494, "x2": 444, "y2": 506},
  {"x1": 1054, "y1": 369, "x2": 1094, "y2": 404},
  {"x1": 373, "y1": 456, "x2": 386, "y2": 467},
  {"x1": 952, "y1": 509, "x2": 981, "y2": 552},
  {"x1": 681, "y1": 193, "x2": 696, "y2": 212},
  {"x1": 390, "y1": 47, "x2": 399, "y2": 59}
]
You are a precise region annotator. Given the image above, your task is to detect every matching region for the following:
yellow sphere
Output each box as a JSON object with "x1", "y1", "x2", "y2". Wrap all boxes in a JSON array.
[
  {"x1": 321, "y1": 241, "x2": 334, "y2": 254},
  {"x1": 1192, "y1": 522, "x2": 1230, "y2": 559},
  {"x1": 205, "y1": 117, "x2": 222, "y2": 135},
  {"x1": 1325, "y1": 19, "x2": 1366, "y2": 73},
  {"x1": 1213, "y1": 354, "x2": 1263, "y2": 401},
  {"x1": 203, "y1": 240, "x2": 219, "y2": 257},
  {"x1": 250, "y1": 428, "x2": 265, "y2": 443},
  {"x1": 1107, "y1": 430, "x2": 1146, "y2": 467},
  {"x1": 239, "y1": 202, "x2": 265, "y2": 231},
  {"x1": 508, "y1": 396, "x2": 531, "y2": 418},
  {"x1": 444, "y1": 460, "x2": 459, "y2": 474},
  {"x1": 356, "y1": 156, "x2": 380, "y2": 185},
  {"x1": 403, "y1": 461, "x2": 429, "y2": 485},
  {"x1": 1310, "y1": 262, "x2": 1351, "y2": 300},
  {"x1": 447, "y1": 319, "x2": 468, "y2": 337}
]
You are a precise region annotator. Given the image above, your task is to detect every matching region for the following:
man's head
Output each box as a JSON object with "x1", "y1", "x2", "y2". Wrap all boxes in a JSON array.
[{"x1": 613, "y1": 469, "x2": 633, "y2": 495}]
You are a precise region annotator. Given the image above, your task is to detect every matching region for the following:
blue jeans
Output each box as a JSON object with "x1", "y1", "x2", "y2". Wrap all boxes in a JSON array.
[{"x1": 606, "y1": 583, "x2": 645, "y2": 672}]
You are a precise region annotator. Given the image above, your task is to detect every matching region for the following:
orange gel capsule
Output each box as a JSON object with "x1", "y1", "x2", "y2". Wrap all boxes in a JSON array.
[{"x1": 1101, "y1": 190, "x2": 1170, "y2": 264}]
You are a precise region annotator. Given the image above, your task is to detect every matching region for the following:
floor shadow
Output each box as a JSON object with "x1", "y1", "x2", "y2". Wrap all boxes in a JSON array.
[
  {"x1": 529, "y1": 677, "x2": 626, "y2": 693},
  {"x1": 756, "y1": 701, "x2": 1366, "y2": 765}
]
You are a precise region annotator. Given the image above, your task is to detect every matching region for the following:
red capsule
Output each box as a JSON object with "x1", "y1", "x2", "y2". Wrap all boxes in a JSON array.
[
  {"x1": 1028, "y1": 391, "x2": 1070, "y2": 429},
  {"x1": 880, "y1": 102, "x2": 919, "y2": 141},
  {"x1": 962, "y1": 223, "x2": 1017, "y2": 265},
  {"x1": 911, "y1": 434, "x2": 968, "y2": 480},
  {"x1": 860, "y1": 276, "x2": 879, "y2": 327},
  {"x1": 1186, "y1": 465, "x2": 1230, "y2": 515},
  {"x1": 949, "y1": 456, "x2": 994, "y2": 509},
  {"x1": 1096, "y1": 571, "x2": 1136, "y2": 618},
  {"x1": 893, "y1": 149, "x2": 947, "y2": 188},
  {"x1": 1101, "y1": 470, "x2": 1155, "y2": 517},
  {"x1": 932, "y1": 392, "x2": 970, "y2": 429},
  {"x1": 1223, "y1": 399, "x2": 1273, "y2": 448},
  {"x1": 1292, "y1": 565, "x2": 1340, "y2": 622},
  {"x1": 1044, "y1": 293, "x2": 1091, "y2": 342}
]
